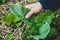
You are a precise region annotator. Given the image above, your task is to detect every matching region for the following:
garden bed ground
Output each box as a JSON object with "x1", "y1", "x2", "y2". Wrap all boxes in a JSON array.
[
  {"x1": 0, "y1": 0, "x2": 28, "y2": 40},
  {"x1": 0, "y1": 0, "x2": 60, "y2": 40}
]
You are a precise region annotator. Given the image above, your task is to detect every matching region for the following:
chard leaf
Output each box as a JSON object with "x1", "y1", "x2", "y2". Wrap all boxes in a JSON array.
[
  {"x1": 31, "y1": 23, "x2": 50, "y2": 40},
  {"x1": 29, "y1": 15, "x2": 36, "y2": 23},
  {"x1": 29, "y1": 10, "x2": 54, "y2": 40},
  {"x1": 35, "y1": 10, "x2": 54, "y2": 24},
  {"x1": 9, "y1": 4, "x2": 29, "y2": 20},
  {"x1": 2, "y1": 13, "x2": 20, "y2": 25},
  {"x1": 39, "y1": 23, "x2": 50, "y2": 38},
  {"x1": 2, "y1": 13, "x2": 14, "y2": 25}
]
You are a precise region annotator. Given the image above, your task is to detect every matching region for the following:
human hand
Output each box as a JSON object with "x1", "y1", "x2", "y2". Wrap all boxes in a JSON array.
[{"x1": 25, "y1": 2, "x2": 44, "y2": 19}]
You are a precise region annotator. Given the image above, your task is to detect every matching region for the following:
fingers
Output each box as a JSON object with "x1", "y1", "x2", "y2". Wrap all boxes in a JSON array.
[
  {"x1": 25, "y1": 4, "x2": 33, "y2": 19},
  {"x1": 25, "y1": 8, "x2": 44, "y2": 19},
  {"x1": 25, "y1": 10, "x2": 33, "y2": 19}
]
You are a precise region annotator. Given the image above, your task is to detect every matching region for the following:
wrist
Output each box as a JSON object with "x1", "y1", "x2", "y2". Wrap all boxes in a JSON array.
[{"x1": 36, "y1": 2, "x2": 43, "y2": 8}]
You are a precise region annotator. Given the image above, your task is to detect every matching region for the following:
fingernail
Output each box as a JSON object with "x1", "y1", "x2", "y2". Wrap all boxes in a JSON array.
[{"x1": 25, "y1": 15, "x2": 28, "y2": 19}]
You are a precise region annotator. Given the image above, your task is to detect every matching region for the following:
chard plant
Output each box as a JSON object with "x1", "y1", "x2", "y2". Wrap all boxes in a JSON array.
[{"x1": 2, "y1": 4, "x2": 60, "y2": 40}]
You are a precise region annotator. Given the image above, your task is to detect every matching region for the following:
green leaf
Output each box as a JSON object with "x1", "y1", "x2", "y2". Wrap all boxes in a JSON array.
[
  {"x1": 16, "y1": 23, "x2": 21, "y2": 28},
  {"x1": 29, "y1": 15, "x2": 36, "y2": 23},
  {"x1": 32, "y1": 10, "x2": 54, "y2": 39},
  {"x1": 5, "y1": 34, "x2": 13, "y2": 40},
  {"x1": 9, "y1": 4, "x2": 29, "y2": 20},
  {"x1": 14, "y1": 15, "x2": 20, "y2": 23},
  {"x1": 31, "y1": 23, "x2": 50, "y2": 40},
  {"x1": 2, "y1": 13, "x2": 14, "y2": 25},
  {"x1": 2, "y1": 13, "x2": 20, "y2": 25},
  {"x1": 35, "y1": 10, "x2": 54, "y2": 24},
  {"x1": 39, "y1": 23, "x2": 50, "y2": 38},
  {"x1": 24, "y1": 20, "x2": 32, "y2": 28}
]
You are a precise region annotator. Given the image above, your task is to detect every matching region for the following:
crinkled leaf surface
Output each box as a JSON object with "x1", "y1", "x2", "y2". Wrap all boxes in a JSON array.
[
  {"x1": 2, "y1": 13, "x2": 20, "y2": 25},
  {"x1": 35, "y1": 10, "x2": 54, "y2": 24},
  {"x1": 32, "y1": 10, "x2": 54, "y2": 39},
  {"x1": 31, "y1": 23, "x2": 50, "y2": 40}
]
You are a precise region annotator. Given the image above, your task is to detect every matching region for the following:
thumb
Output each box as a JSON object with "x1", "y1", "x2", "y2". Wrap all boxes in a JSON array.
[{"x1": 25, "y1": 10, "x2": 33, "y2": 19}]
